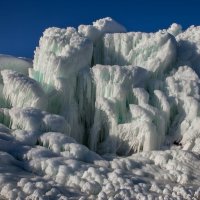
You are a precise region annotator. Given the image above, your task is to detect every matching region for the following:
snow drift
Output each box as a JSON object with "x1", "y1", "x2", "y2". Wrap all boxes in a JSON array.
[{"x1": 0, "y1": 18, "x2": 200, "y2": 199}]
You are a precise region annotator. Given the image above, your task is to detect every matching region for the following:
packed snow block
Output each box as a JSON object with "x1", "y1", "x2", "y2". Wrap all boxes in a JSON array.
[
  {"x1": 78, "y1": 17, "x2": 126, "y2": 43},
  {"x1": 94, "y1": 31, "x2": 177, "y2": 75},
  {"x1": 8, "y1": 107, "x2": 69, "y2": 134},
  {"x1": 1, "y1": 70, "x2": 47, "y2": 109},
  {"x1": 176, "y1": 26, "x2": 200, "y2": 75}
]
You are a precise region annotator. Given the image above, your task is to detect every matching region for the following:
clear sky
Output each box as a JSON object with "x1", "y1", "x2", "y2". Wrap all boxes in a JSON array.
[{"x1": 0, "y1": 0, "x2": 199, "y2": 58}]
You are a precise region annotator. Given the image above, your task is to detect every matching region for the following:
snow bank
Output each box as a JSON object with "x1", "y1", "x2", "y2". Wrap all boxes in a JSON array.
[
  {"x1": 0, "y1": 54, "x2": 32, "y2": 76},
  {"x1": 7, "y1": 107, "x2": 69, "y2": 134}
]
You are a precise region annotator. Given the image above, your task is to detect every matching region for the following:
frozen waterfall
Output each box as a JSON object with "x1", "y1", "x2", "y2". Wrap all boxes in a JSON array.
[
  {"x1": 1, "y1": 18, "x2": 200, "y2": 155},
  {"x1": 0, "y1": 18, "x2": 200, "y2": 199}
]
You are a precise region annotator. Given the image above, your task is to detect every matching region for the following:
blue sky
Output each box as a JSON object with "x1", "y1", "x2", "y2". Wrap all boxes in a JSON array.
[{"x1": 0, "y1": 0, "x2": 199, "y2": 58}]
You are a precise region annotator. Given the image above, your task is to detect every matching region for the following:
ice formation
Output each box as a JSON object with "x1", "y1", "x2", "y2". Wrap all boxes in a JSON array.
[
  {"x1": 1, "y1": 70, "x2": 46, "y2": 109},
  {"x1": 0, "y1": 17, "x2": 200, "y2": 199},
  {"x1": 29, "y1": 27, "x2": 93, "y2": 143},
  {"x1": 78, "y1": 17, "x2": 126, "y2": 43}
]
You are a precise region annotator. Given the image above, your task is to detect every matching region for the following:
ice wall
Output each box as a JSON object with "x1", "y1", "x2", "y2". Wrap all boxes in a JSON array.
[
  {"x1": 93, "y1": 31, "x2": 177, "y2": 76},
  {"x1": 31, "y1": 27, "x2": 93, "y2": 93},
  {"x1": 90, "y1": 65, "x2": 157, "y2": 154},
  {"x1": 0, "y1": 18, "x2": 200, "y2": 199},
  {"x1": 30, "y1": 27, "x2": 93, "y2": 143},
  {"x1": 0, "y1": 17, "x2": 200, "y2": 155}
]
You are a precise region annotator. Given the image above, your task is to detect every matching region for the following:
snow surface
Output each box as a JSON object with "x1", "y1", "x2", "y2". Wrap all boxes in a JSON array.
[{"x1": 0, "y1": 17, "x2": 200, "y2": 199}]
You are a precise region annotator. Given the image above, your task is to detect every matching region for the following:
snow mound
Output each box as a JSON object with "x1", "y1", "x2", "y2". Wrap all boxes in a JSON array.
[{"x1": 0, "y1": 54, "x2": 32, "y2": 76}]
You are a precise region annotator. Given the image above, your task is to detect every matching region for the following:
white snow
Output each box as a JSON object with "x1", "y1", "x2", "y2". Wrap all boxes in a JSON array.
[
  {"x1": 78, "y1": 17, "x2": 126, "y2": 43},
  {"x1": 30, "y1": 26, "x2": 93, "y2": 143},
  {"x1": 0, "y1": 18, "x2": 200, "y2": 199},
  {"x1": 0, "y1": 54, "x2": 32, "y2": 76},
  {"x1": 167, "y1": 23, "x2": 182, "y2": 36}
]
